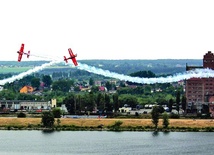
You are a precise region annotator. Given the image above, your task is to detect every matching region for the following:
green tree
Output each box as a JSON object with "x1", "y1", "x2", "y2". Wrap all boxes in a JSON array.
[
  {"x1": 119, "y1": 94, "x2": 138, "y2": 108},
  {"x1": 91, "y1": 86, "x2": 99, "y2": 93},
  {"x1": 52, "y1": 108, "x2": 62, "y2": 118},
  {"x1": 168, "y1": 98, "x2": 173, "y2": 112},
  {"x1": 130, "y1": 70, "x2": 156, "y2": 78},
  {"x1": 144, "y1": 85, "x2": 152, "y2": 95},
  {"x1": 0, "y1": 89, "x2": 16, "y2": 100},
  {"x1": 165, "y1": 85, "x2": 176, "y2": 96},
  {"x1": 42, "y1": 75, "x2": 52, "y2": 88},
  {"x1": 119, "y1": 81, "x2": 126, "y2": 87},
  {"x1": 19, "y1": 75, "x2": 35, "y2": 86},
  {"x1": 105, "y1": 81, "x2": 112, "y2": 91},
  {"x1": 17, "y1": 93, "x2": 37, "y2": 100},
  {"x1": 81, "y1": 92, "x2": 96, "y2": 112},
  {"x1": 74, "y1": 86, "x2": 81, "y2": 92},
  {"x1": 52, "y1": 80, "x2": 72, "y2": 92},
  {"x1": 41, "y1": 111, "x2": 55, "y2": 128},
  {"x1": 162, "y1": 112, "x2": 169, "y2": 128},
  {"x1": 89, "y1": 77, "x2": 94, "y2": 86},
  {"x1": 96, "y1": 93, "x2": 105, "y2": 112},
  {"x1": 3, "y1": 82, "x2": 19, "y2": 92},
  {"x1": 151, "y1": 105, "x2": 160, "y2": 129},
  {"x1": 181, "y1": 95, "x2": 187, "y2": 113},
  {"x1": 31, "y1": 77, "x2": 40, "y2": 90},
  {"x1": 104, "y1": 93, "x2": 112, "y2": 112},
  {"x1": 63, "y1": 93, "x2": 75, "y2": 114},
  {"x1": 176, "y1": 91, "x2": 181, "y2": 114},
  {"x1": 87, "y1": 92, "x2": 96, "y2": 111},
  {"x1": 117, "y1": 87, "x2": 132, "y2": 94},
  {"x1": 113, "y1": 93, "x2": 119, "y2": 113}
]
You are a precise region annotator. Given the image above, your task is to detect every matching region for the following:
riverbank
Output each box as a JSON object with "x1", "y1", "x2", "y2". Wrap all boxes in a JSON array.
[{"x1": 0, "y1": 118, "x2": 214, "y2": 131}]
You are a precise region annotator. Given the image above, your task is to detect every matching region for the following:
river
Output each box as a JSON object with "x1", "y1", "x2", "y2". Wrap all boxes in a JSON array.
[{"x1": 0, "y1": 131, "x2": 213, "y2": 155}]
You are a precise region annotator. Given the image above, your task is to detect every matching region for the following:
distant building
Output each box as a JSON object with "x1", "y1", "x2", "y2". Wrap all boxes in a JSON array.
[
  {"x1": 186, "y1": 51, "x2": 214, "y2": 114},
  {"x1": 51, "y1": 99, "x2": 57, "y2": 108},
  {"x1": 94, "y1": 81, "x2": 101, "y2": 86},
  {"x1": 119, "y1": 107, "x2": 132, "y2": 113},
  {"x1": 20, "y1": 85, "x2": 34, "y2": 94},
  {"x1": 99, "y1": 86, "x2": 107, "y2": 92},
  {"x1": 0, "y1": 99, "x2": 56, "y2": 111}
]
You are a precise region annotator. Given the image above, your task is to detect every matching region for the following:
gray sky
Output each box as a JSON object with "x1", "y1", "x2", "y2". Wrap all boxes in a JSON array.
[{"x1": 1, "y1": 0, "x2": 214, "y2": 61}]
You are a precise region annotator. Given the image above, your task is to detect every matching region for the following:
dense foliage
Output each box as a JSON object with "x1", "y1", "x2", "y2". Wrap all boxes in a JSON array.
[{"x1": 0, "y1": 59, "x2": 193, "y2": 115}]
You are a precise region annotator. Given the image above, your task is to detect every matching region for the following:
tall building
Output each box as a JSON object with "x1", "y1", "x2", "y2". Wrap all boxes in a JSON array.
[{"x1": 186, "y1": 51, "x2": 214, "y2": 114}]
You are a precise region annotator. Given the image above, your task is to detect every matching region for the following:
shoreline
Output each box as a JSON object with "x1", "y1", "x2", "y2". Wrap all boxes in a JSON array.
[{"x1": 0, "y1": 118, "x2": 214, "y2": 132}]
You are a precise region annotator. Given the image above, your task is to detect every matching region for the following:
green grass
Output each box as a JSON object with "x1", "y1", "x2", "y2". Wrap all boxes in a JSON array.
[
  {"x1": 0, "y1": 66, "x2": 72, "y2": 74},
  {"x1": 0, "y1": 67, "x2": 33, "y2": 73}
]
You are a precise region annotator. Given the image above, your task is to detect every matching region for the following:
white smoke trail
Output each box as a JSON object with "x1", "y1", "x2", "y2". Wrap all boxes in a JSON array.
[
  {"x1": 0, "y1": 60, "x2": 63, "y2": 85},
  {"x1": 29, "y1": 53, "x2": 62, "y2": 61},
  {"x1": 1, "y1": 60, "x2": 213, "y2": 86},
  {"x1": 76, "y1": 63, "x2": 214, "y2": 84}
]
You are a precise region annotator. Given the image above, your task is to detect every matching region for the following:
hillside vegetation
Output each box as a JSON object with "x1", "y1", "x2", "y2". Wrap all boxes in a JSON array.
[{"x1": 0, "y1": 59, "x2": 202, "y2": 76}]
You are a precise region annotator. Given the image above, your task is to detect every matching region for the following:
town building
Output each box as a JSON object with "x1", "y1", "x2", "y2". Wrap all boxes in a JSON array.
[
  {"x1": 0, "y1": 99, "x2": 57, "y2": 112},
  {"x1": 20, "y1": 85, "x2": 34, "y2": 93},
  {"x1": 186, "y1": 51, "x2": 214, "y2": 116}
]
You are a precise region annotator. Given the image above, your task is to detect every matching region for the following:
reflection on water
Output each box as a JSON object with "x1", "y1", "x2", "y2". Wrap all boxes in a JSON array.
[
  {"x1": 163, "y1": 131, "x2": 170, "y2": 135},
  {"x1": 41, "y1": 129, "x2": 55, "y2": 134},
  {"x1": 152, "y1": 131, "x2": 159, "y2": 136},
  {"x1": 0, "y1": 131, "x2": 213, "y2": 155}
]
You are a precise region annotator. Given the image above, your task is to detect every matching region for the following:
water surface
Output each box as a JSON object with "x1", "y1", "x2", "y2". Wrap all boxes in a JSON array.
[{"x1": 0, "y1": 131, "x2": 213, "y2": 155}]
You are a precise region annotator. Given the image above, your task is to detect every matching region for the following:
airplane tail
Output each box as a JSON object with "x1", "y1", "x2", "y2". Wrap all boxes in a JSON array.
[
  {"x1": 64, "y1": 56, "x2": 68, "y2": 63},
  {"x1": 27, "y1": 51, "x2": 30, "y2": 58}
]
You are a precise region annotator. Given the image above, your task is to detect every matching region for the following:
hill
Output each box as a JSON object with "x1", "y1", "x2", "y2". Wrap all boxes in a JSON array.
[{"x1": 0, "y1": 59, "x2": 202, "y2": 77}]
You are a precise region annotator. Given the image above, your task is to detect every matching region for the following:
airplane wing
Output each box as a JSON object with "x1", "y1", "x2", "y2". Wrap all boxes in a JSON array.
[
  {"x1": 20, "y1": 44, "x2": 24, "y2": 53},
  {"x1": 18, "y1": 44, "x2": 24, "y2": 62},
  {"x1": 18, "y1": 53, "x2": 23, "y2": 62},
  {"x1": 71, "y1": 57, "x2": 78, "y2": 66},
  {"x1": 68, "y1": 48, "x2": 74, "y2": 57}
]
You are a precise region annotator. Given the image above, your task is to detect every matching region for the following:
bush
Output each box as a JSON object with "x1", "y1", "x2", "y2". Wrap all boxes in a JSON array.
[
  {"x1": 110, "y1": 120, "x2": 123, "y2": 131},
  {"x1": 52, "y1": 108, "x2": 62, "y2": 118},
  {"x1": 113, "y1": 120, "x2": 123, "y2": 127},
  {"x1": 17, "y1": 112, "x2": 26, "y2": 118},
  {"x1": 170, "y1": 113, "x2": 180, "y2": 119},
  {"x1": 162, "y1": 112, "x2": 169, "y2": 128}
]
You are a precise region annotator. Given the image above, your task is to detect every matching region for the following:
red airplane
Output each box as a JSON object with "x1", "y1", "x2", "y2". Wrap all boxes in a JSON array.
[
  {"x1": 17, "y1": 43, "x2": 30, "y2": 62},
  {"x1": 64, "y1": 48, "x2": 78, "y2": 66}
]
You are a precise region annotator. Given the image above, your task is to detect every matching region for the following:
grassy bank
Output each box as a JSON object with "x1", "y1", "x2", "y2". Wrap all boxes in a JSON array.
[{"x1": 0, "y1": 118, "x2": 214, "y2": 131}]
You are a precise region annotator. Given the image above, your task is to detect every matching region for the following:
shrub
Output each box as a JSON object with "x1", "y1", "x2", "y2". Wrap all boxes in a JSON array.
[
  {"x1": 170, "y1": 113, "x2": 180, "y2": 119},
  {"x1": 110, "y1": 120, "x2": 123, "y2": 131},
  {"x1": 52, "y1": 108, "x2": 62, "y2": 118},
  {"x1": 113, "y1": 120, "x2": 123, "y2": 127},
  {"x1": 162, "y1": 112, "x2": 169, "y2": 128},
  {"x1": 17, "y1": 112, "x2": 26, "y2": 118}
]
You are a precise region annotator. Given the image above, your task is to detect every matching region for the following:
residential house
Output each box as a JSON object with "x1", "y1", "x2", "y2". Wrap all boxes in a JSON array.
[
  {"x1": 99, "y1": 86, "x2": 107, "y2": 92},
  {"x1": 20, "y1": 85, "x2": 34, "y2": 94},
  {"x1": 119, "y1": 106, "x2": 132, "y2": 114}
]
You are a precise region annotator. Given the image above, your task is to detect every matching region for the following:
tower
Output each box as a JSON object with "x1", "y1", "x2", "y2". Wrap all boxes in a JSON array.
[{"x1": 203, "y1": 51, "x2": 214, "y2": 69}]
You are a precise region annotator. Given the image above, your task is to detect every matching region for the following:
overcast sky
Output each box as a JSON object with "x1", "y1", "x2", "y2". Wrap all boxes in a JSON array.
[{"x1": 1, "y1": 0, "x2": 214, "y2": 61}]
